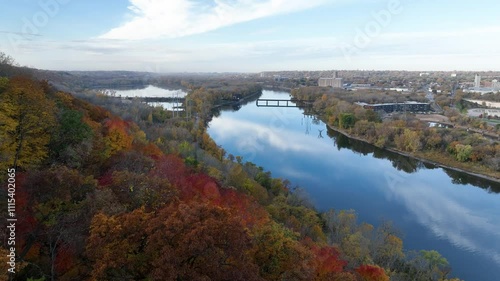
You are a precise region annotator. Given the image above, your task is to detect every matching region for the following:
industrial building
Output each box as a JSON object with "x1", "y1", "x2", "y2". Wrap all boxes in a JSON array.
[
  {"x1": 318, "y1": 71, "x2": 343, "y2": 88},
  {"x1": 465, "y1": 75, "x2": 500, "y2": 95}
]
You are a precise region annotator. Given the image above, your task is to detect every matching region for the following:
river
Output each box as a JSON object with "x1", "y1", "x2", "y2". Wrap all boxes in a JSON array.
[
  {"x1": 112, "y1": 85, "x2": 186, "y2": 111},
  {"x1": 208, "y1": 90, "x2": 500, "y2": 281}
]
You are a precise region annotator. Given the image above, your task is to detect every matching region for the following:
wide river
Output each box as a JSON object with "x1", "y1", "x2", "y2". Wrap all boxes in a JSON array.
[{"x1": 207, "y1": 90, "x2": 500, "y2": 281}]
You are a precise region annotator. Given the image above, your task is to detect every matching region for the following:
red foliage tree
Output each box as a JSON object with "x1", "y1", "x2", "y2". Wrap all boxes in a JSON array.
[
  {"x1": 219, "y1": 188, "x2": 269, "y2": 227},
  {"x1": 151, "y1": 154, "x2": 188, "y2": 183},
  {"x1": 356, "y1": 265, "x2": 389, "y2": 281},
  {"x1": 313, "y1": 245, "x2": 347, "y2": 276}
]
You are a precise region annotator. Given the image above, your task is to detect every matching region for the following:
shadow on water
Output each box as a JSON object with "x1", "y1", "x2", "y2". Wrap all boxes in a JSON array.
[{"x1": 326, "y1": 126, "x2": 500, "y2": 193}]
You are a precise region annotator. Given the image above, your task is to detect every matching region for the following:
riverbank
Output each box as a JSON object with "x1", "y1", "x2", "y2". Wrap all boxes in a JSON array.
[
  {"x1": 211, "y1": 88, "x2": 263, "y2": 110},
  {"x1": 325, "y1": 123, "x2": 500, "y2": 183},
  {"x1": 262, "y1": 85, "x2": 294, "y2": 92}
]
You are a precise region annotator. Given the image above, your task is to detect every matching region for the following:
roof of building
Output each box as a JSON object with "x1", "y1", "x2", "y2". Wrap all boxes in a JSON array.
[{"x1": 356, "y1": 101, "x2": 430, "y2": 107}]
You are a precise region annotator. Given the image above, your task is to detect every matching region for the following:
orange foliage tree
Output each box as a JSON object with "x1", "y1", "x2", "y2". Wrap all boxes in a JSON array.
[
  {"x1": 356, "y1": 265, "x2": 390, "y2": 281},
  {"x1": 87, "y1": 202, "x2": 263, "y2": 281}
]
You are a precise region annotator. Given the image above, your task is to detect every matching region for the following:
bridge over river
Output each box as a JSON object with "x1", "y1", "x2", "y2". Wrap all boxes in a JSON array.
[
  {"x1": 123, "y1": 96, "x2": 185, "y2": 103},
  {"x1": 256, "y1": 99, "x2": 313, "y2": 107}
]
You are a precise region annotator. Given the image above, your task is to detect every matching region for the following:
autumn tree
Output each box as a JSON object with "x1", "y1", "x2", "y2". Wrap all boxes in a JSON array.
[
  {"x1": 106, "y1": 170, "x2": 177, "y2": 211},
  {"x1": 250, "y1": 222, "x2": 314, "y2": 280},
  {"x1": 455, "y1": 144, "x2": 472, "y2": 162},
  {"x1": 86, "y1": 208, "x2": 152, "y2": 280},
  {"x1": 102, "y1": 118, "x2": 133, "y2": 157},
  {"x1": 148, "y1": 202, "x2": 262, "y2": 280},
  {"x1": 371, "y1": 223, "x2": 404, "y2": 269},
  {"x1": 395, "y1": 129, "x2": 421, "y2": 152},
  {"x1": 16, "y1": 167, "x2": 96, "y2": 280},
  {"x1": 306, "y1": 242, "x2": 348, "y2": 281},
  {"x1": 0, "y1": 76, "x2": 56, "y2": 170},
  {"x1": 267, "y1": 194, "x2": 326, "y2": 242},
  {"x1": 356, "y1": 265, "x2": 389, "y2": 281},
  {"x1": 88, "y1": 202, "x2": 262, "y2": 281}
]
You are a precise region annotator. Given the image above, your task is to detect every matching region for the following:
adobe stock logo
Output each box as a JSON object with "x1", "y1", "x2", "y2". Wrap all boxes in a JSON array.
[
  {"x1": 8, "y1": 0, "x2": 72, "y2": 53},
  {"x1": 340, "y1": 0, "x2": 406, "y2": 62}
]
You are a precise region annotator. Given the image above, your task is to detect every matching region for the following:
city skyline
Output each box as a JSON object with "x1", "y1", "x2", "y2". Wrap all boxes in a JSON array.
[{"x1": 1, "y1": 0, "x2": 499, "y2": 72}]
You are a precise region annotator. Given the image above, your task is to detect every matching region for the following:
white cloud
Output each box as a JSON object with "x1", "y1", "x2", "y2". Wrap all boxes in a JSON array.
[{"x1": 99, "y1": 0, "x2": 330, "y2": 40}]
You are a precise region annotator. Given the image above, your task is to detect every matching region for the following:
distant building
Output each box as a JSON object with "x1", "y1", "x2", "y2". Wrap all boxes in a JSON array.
[
  {"x1": 492, "y1": 79, "x2": 500, "y2": 89},
  {"x1": 389, "y1": 87, "x2": 410, "y2": 92},
  {"x1": 356, "y1": 101, "x2": 431, "y2": 113},
  {"x1": 318, "y1": 77, "x2": 343, "y2": 88},
  {"x1": 474, "y1": 74, "x2": 481, "y2": 88},
  {"x1": 464, "y1": 88, "x2": 499, "y2": 95},
  {"x1": 350, "y1": 83, "x2": 372, "y2": 88},
  {"x1": 419, "y1": 73, "x2": 430, "y2": 77},
  {"x1": 451, "y1": 73, "x2": 457, "y2": 77},
  {"x1": 465, "y1": 75, "x2": 500, "y2": 95},
  {"x1": 273, "y1": 75, "x2": 289, "y2": 82}
]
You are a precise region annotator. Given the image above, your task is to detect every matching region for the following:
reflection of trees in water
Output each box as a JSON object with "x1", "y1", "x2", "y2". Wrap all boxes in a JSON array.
[
  {"x1": 329, "y1": 127, "x2": 421, "y2": 173},
  {"x1": 326, "y1": 126, "x2": 500, "y2": 193},
  {"x1": 328, "y1": 129, "x2": 349, "y2": 151},
  {"x1": 443, "y1": 169, "x2": 500, "y2": 193},
  {"x1": 374, "y1": 150, "x2": 423, "y2": 174}
]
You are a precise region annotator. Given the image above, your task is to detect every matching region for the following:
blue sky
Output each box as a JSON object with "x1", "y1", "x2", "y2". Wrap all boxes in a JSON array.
[{"x1": 0, "y1": 0, "x2": 499, "y2": 72}]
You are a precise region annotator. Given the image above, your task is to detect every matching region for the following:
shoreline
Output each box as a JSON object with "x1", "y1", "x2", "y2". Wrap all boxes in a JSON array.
[
  {"x1": 211, "y1": 90, "x2": 263, "y2": 110},
  {"x1": 325, "y1": 123, "x2": 500, "y2": 184}
]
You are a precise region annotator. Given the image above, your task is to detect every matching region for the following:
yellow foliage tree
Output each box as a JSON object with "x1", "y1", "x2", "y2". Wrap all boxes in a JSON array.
[
  {"x1": 0, "y1": 77, "x2": 55, "y2": 170},
  {"x1": 103, "y1": 119, "x2": 133, "y2": 157}
]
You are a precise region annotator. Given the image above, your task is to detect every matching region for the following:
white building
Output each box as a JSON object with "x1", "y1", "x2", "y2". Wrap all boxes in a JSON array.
[
  {"x1": 389, "y1": 87, "x2": 410, "y2": 92},
  {"x1": 474, "y1": 74, "x2": 481, "y2": 88}
]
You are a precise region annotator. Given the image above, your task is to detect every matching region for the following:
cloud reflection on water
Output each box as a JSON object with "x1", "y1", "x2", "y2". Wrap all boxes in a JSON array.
[
  {"x1": 384, "y1": 179, "x2": 500, "y2": 266},
  {"x1": 209, "y1": 116, "x2": 332, "y2": 155}
]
